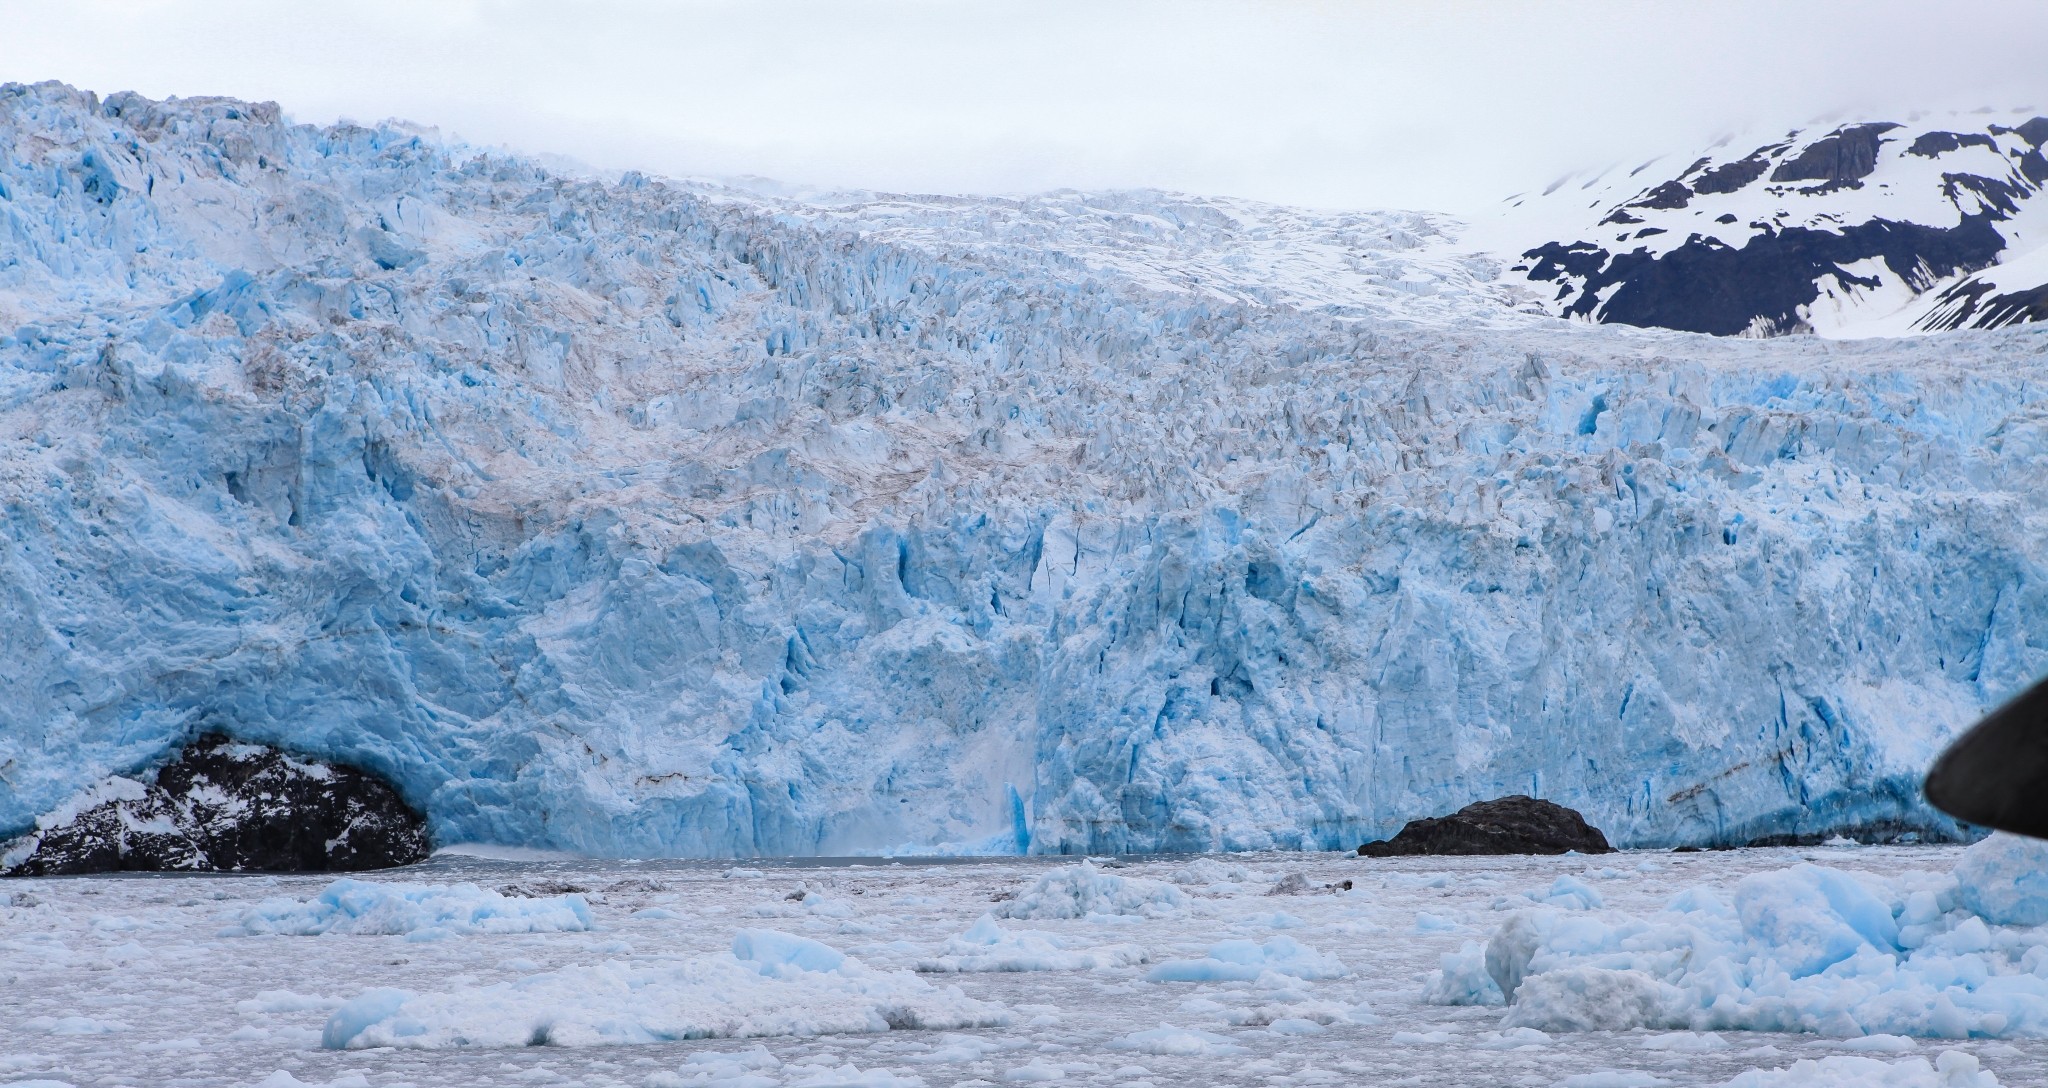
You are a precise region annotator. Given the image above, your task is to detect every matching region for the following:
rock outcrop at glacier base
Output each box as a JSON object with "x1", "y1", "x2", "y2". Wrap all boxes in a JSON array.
[
  {"x1": 2, "y1": 82, "x2": 2045, "y2": 857},
  {"x1": 1, "y1": 734, "x2": 430, "y2": 875}
]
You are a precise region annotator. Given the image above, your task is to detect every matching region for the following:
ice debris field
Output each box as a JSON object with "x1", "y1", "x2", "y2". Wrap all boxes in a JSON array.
[{"x1": 7, "y1": 841, "x2": 2048, "y2": 1087}]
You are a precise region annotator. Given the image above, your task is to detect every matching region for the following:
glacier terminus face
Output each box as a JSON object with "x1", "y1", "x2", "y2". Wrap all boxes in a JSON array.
[{"x1": 2, "y1": 82, "x2": 2046, "y2": 858}]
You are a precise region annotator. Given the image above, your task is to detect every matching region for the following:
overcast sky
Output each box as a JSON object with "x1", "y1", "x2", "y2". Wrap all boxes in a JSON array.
[{"x1": 6, "y1": 0, "x2": 2045, "y2": 215}]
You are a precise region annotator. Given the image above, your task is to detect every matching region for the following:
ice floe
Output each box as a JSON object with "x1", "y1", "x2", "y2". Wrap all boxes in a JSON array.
[
  {"x1": 322, "y1": 929, "x2": 1008, "y2": 1049},
  {"x1": 1433, "y1": 835, "x2": 2048, "y2": 1039},
  {"x1": 229, "y1": 878, "x2": 593, "y2": 938}
]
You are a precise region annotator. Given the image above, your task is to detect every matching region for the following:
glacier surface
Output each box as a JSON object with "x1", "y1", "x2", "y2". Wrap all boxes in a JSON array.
[{"x1": 3, "y1": 82, "x2": 2048, "y2": 857}]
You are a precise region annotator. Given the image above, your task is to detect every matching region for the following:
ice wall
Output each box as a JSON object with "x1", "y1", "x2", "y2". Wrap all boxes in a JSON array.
[{"x1": 3, "y1": 82, "x2": 2046, "y2": 856}]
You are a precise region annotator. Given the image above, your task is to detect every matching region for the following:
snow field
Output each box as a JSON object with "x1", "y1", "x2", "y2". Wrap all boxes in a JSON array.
[{"x1": 3, "y1": 847, "x2": 2048, "y2": 1086}]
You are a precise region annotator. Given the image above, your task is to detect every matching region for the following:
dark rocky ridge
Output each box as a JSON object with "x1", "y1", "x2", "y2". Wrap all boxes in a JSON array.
[
  {"x1": 1920, "y1": 275, "x2": 2048, "y2": 332},
  {"x1": 1524, "y1": 215, "x2": 2008, "y2": 336},
  {"x1": 1356, "y1": 796, "x2": 1614, "y2": 857},
  {"x1": 1514, "y1": 116, "x2": 2048, "y2": 336},
  {"x1": 1768, "y1": 122, "x2": 1897, "y2": 186},
  {"x1": 2, "y1": 734, "x2": 429, "y2": 876}
]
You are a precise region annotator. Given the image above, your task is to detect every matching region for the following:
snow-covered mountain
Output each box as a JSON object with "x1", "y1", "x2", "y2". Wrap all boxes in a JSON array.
[
  {"x1": 1502, "y1": 113, "x2": 2048, "y2": 337},
  {"x1": 4, "y1": 82, "x2": 2047, "y2": 858}
]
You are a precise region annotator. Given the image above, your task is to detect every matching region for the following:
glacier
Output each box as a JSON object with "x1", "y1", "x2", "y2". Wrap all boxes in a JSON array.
[{"x1": 3, "y1": 81, "x2": 2048, "y2": 858}]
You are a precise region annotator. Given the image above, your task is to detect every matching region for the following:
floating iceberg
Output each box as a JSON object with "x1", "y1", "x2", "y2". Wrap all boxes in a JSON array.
[
  {"x1": 1145, "y1": 935, "x2": 1349, "y2": 982},
  {"x1": 322, "y1": 929, "x2": 1008, "y2": 1049},
  {"x1": 916, "y1": 914, "x2": 1149, "y2": 972},
  {"x1": 1107, "y1": 1025, "x2": 1250, "y2": 1057},
  {"x1": 1949, "y1": 833, "x2": 2048, "y2": 927},
  {"x1": 1168, "y1": 857, "x2": 1255, "y2": 886},
  {"x1": 230, "y1": 878, "x2": 592, "y2": 938},
  {"x1": 1717, "y1": 1051, "x2": 2001, "y2": 1088},
  {"x1": 1433, "y1": 835, "x2": 2048, "y2": 1038},
  {"x1": 996, "y1": 863, "x2": 1189, "y2": 920}
]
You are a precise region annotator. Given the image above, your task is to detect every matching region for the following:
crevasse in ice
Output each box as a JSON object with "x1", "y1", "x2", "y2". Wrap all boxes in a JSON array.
[{"x1": 3, "y1": 82, "x2": 2046, "y2": 857}]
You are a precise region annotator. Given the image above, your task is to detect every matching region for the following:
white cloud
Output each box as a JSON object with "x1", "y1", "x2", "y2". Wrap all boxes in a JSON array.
[{"x1": 3, "y1": 0, "x2": 2043, "y2": 214}]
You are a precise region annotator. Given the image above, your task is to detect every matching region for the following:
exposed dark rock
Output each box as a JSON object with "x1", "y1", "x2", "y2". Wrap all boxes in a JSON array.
[
  {"x1": 1993, "y1": 117, "x2": 2048, "y2": 147},
  {"x1": 1908, "y1": 131, "x2": 1997, "y2": 158},
  {"x1": 1689, "y1": 153, "x2": 1773, "y2": 195},
  {"x1": 1942, "y1": 172, "x2": 2031, "y2": 217},
  {"x1": 1918, "y1": 274, "x2": 2048, "y2": 332},
  {"x1": 1356, "y1": 795, "x2": 1613, "y2": 857},
  {"x1": 2, "y1": 734, "x2": 429, "y2": 876},
  {"x1": 1521, "y1": 117, "x2": 2048, "y2": 337},
  {"x1": 1630, "y1": 180, "x2": 1693, "y2": 210},
  {"x1": 1523, "y1": 214, "x2": 2008, "y2": 336},
  {"x1": 1769, "y1": 123, "x2": 1899, "y2": 184}
]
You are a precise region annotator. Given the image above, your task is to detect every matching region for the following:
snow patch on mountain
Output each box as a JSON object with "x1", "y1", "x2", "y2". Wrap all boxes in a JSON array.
[{"x1": 1493, "y1": 112, "x2": 2048, "y2": 337}]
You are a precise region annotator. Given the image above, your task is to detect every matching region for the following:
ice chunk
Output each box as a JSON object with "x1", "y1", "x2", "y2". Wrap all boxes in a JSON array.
[
  {"x1": 1422, "y1": 941, "x2": 1506, "y2": 1006},
  {"x1": 1474, "y1": 1026, "x2": 1551, "y2": 1049},
  {"x1": 320, "y1": 989, "x2": 412, "y2": 1050},
  {"x1": 1146, "y1": 935, "x2": 1347, "y2": 982},
  {"x1": 1390, "y1": 1030, "x2": 1459, "y2": 1044},
  {"x1": 732, "y1": 928, "x2": 849, "y2": 976},
  {"x1": 785, "y1": 1065, "x2": 926, "y2": 1088},
  {"x1": 231, "y1": 878, "x2": 592, "y2": 937},
  {"x1": 1541, "y1": 875, "x2": 1605, "y2": 910},
  {"x1": 1169, "y1": 858, "x2": 1251, "y2": 885},
  {"x1": 26, "y1": 1015, "x2": 129, "y2": 1035},
  {"x1": 1502, "y1": 967, "x2": 1678, "y2": 1032},
  {"x1": 1716, "y1": 1051, "x2": 2001, "y2": 1087},
  {"x1": 235, "y1": 990, "x2": 344, "y2": 1015},
  {"x1": 1952, "y1": 833, "x2": 2048, "y2": 927},
  {"x1": 1107, "y1": 1026, "x2": 1249, "y2": 1056},
  {"x1": 322, "y1": 934, "x2": 1008, "y2": 1049},
  {"x1": 1553, "y1": 1074, "x2": 1668, "y2": 1088},
  {"x1": 1838, "y1": 1034, "x2": 1920, "y2": 1053},
  {"x1": 1734, "y1": 864, "x2": 1898, "y2": 977},
  {"x1": 997, "y1": 863, "x2": 1188, "y2": 920},
  {"x1": 646, "y1": 1045, "x2": 784, "y2": 1087},
  {"x1": 1639, "y1": 1031, "x2": 1727, "y2": 1051},
  {"x1": 1444, "y1": 855, "x2": 2048, "y2": 1038},
  {"x1": 1485, "y1": 910, "x2": 1551, "y2": 1002},
  {"x1": 916, "y1": 914, "x2": 1149, "y2": 972}
]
